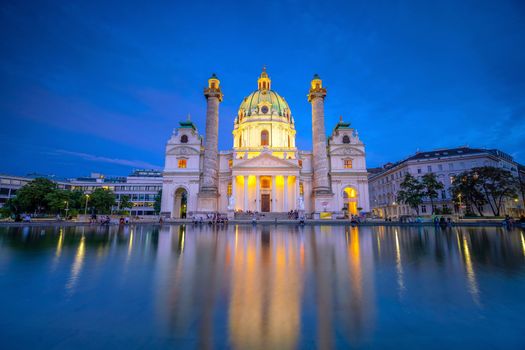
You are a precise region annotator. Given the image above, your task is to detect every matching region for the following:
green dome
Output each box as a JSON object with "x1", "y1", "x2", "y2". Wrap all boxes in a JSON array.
[{"x1": 238, "y1": 89, "x2": 291, "y2": 117}]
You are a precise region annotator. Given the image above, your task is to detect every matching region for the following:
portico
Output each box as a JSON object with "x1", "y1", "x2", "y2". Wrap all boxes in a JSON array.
[
  {"x1": 230, "y1": 153, "x2": 300, "y2": 212},
  {"x1": 231, "y1": 174, "x2": 300, "y2": 212}
]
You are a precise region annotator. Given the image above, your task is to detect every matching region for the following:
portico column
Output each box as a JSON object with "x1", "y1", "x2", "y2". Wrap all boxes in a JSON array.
[
  {"x1": 295, "y1": 176, "x2": 300, "y2": 208},
  {"x1": 284, "y1": 176, "x2": 289, "y2": 211},
  {"x1": 256, "y1": 176, "x2": 260, "y2": 212},
  {"x1": 231, "y1": 176, "x2": 237, "y2": 210},
  {"x1": 244, "y1": 176, "x2": 248, "y2": 211},
  {"x1": 272, "y1": 176, "x2": 277, "y2": 212}
]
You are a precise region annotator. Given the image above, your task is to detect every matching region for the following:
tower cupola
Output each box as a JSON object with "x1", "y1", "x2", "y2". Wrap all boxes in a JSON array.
[{"x1": 257, "y1": 67, "x2": 271, "y2": 90}]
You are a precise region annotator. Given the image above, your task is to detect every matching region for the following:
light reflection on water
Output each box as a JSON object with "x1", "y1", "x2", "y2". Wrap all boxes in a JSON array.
[{"x1": 0, "y1": 224, "x2": 524, "y2": 349}]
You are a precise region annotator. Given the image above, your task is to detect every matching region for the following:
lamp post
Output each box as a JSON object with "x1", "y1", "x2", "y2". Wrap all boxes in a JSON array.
[
  {"x1": 64, "y1": 200, "x2": 69, "y2": 220},
  {"x1": 84, "y1": 194, "x2": 90, "y2": 216},
  {"x1": 457, "y1": 193, "x2": 462, "y2": 220}
]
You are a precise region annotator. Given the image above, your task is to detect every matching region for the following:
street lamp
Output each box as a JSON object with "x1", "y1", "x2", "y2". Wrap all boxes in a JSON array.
[
  {"x1": 84, "y1": 194, "x2": 90, "y2": 215},
  {"x1": 64, "y1": 200, "x2": 69, "y2": 220}
]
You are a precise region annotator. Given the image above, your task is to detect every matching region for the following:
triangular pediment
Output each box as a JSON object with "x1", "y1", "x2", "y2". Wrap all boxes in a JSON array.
[
  {"x1": 330, "y1": 146, "x2": 365, "y2": 156},
  {"x1": 234, "y1": 153, "x2": 299, "y2": 169}
]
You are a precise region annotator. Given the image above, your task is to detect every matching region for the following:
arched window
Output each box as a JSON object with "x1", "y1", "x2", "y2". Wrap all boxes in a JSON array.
[
  {"x1": 180, "y1": 135, "x2": 188, "y2": 143},
  {"x1": 342, "y1": 135, "x2": 350, "y2": 144},
  {"x1": 261, "y1": 130, "x2": 269, "y2": 146}
]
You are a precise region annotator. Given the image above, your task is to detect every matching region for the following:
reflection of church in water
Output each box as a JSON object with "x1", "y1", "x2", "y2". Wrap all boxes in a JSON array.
[{"x1": 161, "y1": 69, "x2": 369, "y2": 218}]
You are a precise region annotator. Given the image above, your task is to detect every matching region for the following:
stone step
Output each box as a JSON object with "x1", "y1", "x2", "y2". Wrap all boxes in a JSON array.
[{"x1": 234, "y1": 212, "x2": 296, "y2": 220}]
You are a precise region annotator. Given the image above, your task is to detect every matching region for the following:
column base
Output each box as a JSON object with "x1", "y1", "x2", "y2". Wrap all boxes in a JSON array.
[
  {"x1": 197, "y1": 191, "x2": 220, "y2": 213},
  {"x1": 312, "y1": 191, "x2": 335, "y2": 213}
]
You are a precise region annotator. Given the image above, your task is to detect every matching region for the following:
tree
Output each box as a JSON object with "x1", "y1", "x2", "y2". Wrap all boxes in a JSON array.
[
  {"x1": 473, "y1": 166, "x2": 518, "y2": 216},
  {"x1": 397, "y1": 174, "x2": 424, "y2": 215},
  {"x1": 450, "y1": 171, "x2": 486, "y2": 216},
  {"x1": 89, "y1": 188, "x2": 116, "y2": 214},
  {"x1": 45, "y1": 189, "x2": 71, "y2": 214},
  {"x1": 154, "y1": 190, "x2": 162, "y2": 214},
  {"x1": 0, "y1": 197, "x2": 21, "y2": 217},
  {"x1": 421, "y1": 173, "x2": 444, "y2": 214},
  {"x1": 15, "y1": 178, "x2": 57, "y2": 214},
  {"x1": 119, "y1": 195, "x2": 132, "y2": 211}
]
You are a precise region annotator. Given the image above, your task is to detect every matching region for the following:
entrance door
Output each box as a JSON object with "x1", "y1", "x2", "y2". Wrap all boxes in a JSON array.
[{"x1": 261, "y1": 194, "x2": 270, "y2": 212}]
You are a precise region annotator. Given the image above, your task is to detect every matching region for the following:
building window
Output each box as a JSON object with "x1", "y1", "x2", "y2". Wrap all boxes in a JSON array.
[
  {"x1": 261, "y1": 105, "x2": 269, "y2": 114},
  {"x1": 344, "y1": 159, "x2": 353, "y2": 169},
  {"x1": 421, "y1": 205, "x2": 427, "y2": 213},
  {"x1": 438, "y1": 164, "x2": 443, "y2": 171},
  {"x1": 342, "y1": 135, "x2": 350, "y2": 144},
  {"x1": 180, "y1": 135, "x2": 188, "y2": 143},
  {"x1": 427, "y1": 165, "x2": 432, "y2": 172},
  {"x1": 228, "y1": 159, "x2": 233, "y2": 168},
  {"x1": 441, "y1": 190, "x2": 446, "y2": 199},
  {"x1": 417, "y1": 168, "x2": 422, "y2": 174},
  {"x1": 178, "y1": 159, "x2": 187, "y2": 168},
  {"x1": 261, "y1": 130, "x2": 269, "y2": 146}
]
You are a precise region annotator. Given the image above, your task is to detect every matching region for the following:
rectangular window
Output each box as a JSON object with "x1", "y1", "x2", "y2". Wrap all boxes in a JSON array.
[
  {"x1": 421, "y1": 205, "x2": 427, "y2": 213},
  {"x1": 344, "y1": 159, "x2": 353, "y2": 169},
  {"x1": 438, "y1": 164, "x2": 443, "y2": 171},
  {"x1": 417, "y1": 168, "x2": 422, "y2": 174},
  {"x1": 178, "y1": 159, "x2": 187, "y2": 168},
  {"x1": 427, "y1": 165, "x2": 432, "y2": 172},
  {"x1": 441, "y1": 190, "x2": 446, "y2": 199}
]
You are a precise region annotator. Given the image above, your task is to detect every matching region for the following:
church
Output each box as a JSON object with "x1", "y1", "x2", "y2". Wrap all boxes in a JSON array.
[{"x1": 160, "y1": 69, "x2": 370, "y2": 219}]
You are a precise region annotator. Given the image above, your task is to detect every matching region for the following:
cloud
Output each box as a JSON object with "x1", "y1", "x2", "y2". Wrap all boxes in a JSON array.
[{"x1": 53, "y1": 149, "x2": 161, "y2": 170}]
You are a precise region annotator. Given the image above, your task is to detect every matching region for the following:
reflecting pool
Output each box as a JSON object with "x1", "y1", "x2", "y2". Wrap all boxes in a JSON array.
[{"x1": 1, "y1": 224, "x2": 525, "y2": 349}]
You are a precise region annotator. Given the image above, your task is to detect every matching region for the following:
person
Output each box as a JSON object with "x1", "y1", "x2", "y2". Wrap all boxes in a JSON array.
[
  {"x1": 119, "y1": 217, "x2": 125, "y2": 225},
  {"x1": 125, "y1": 216, "x2": 129, "y2": 224},
  {"x1": 519, "y1": 215, "x2": 525, "y2": 224}
]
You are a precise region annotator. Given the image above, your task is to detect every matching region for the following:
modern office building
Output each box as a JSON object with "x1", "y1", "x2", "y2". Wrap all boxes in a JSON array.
[{"x1": 0, "y1": 170, "x2": 162, "y2": 216}]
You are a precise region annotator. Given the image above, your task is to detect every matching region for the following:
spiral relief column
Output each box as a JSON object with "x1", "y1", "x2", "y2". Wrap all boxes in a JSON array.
[
  {"x1": 198, "y1": 74, "x2": 223, "y2": 212},
  {"x1": 308, "y1": 74, "x2": 334, "y2": 215}
]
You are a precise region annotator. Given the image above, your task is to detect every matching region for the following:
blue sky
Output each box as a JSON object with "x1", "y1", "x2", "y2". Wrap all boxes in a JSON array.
[{"x1": 1, "y1": 0, "x2": 524, "y2": 178}]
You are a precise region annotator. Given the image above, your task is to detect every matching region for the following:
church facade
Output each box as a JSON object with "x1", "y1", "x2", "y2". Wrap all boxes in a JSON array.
[{"x1": 161, "y1": 70, "x2": 369, "y2": 219}]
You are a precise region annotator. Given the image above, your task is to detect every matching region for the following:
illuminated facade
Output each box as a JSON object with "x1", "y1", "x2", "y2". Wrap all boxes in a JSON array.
[{"x1": 161, "y1": 69, "x2": 369, "y2": 218}]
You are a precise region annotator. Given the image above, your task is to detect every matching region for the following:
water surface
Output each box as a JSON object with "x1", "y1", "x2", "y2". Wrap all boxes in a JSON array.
[{"x1": 1, "y1": 224, "x2": 524, "y2": 349}]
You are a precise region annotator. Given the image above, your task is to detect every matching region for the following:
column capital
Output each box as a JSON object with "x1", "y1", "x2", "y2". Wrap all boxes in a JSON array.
[
  {"x1": 204, "y1": 73, "x2": 223, "y2": 102},
  {"x1": 204, "y1": 88, "x2": 223, "y2": 102},
  {"x1": 307, "y1": 74, "x2": 327, "y2": 102}
]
